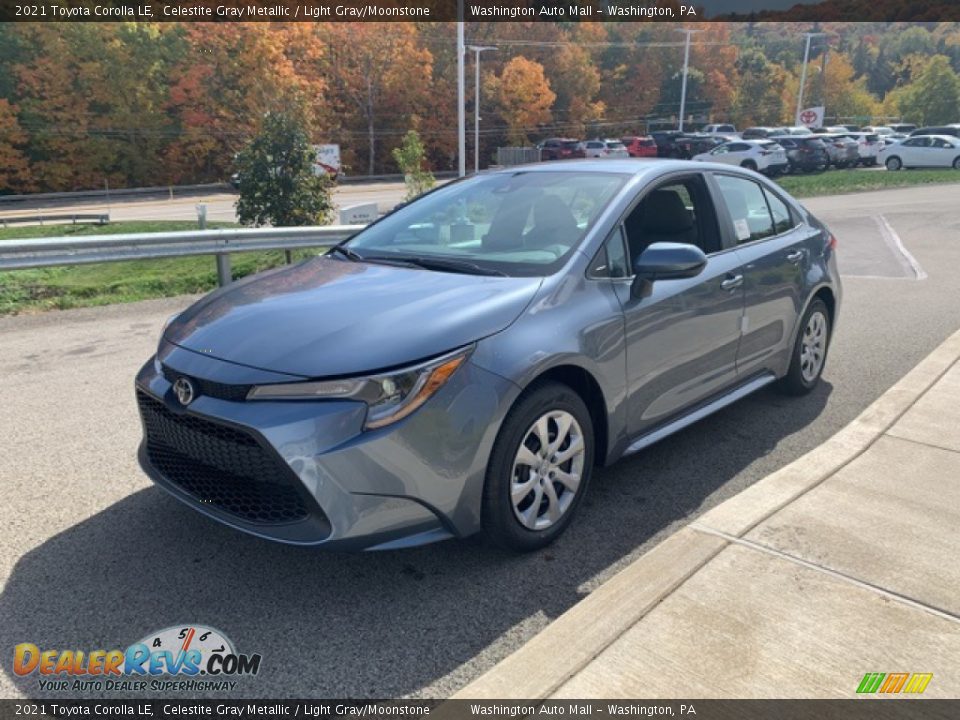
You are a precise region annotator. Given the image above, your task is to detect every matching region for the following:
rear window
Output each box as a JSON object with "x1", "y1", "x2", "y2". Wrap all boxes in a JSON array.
[
  {"x1": 758, "y1": 141, "x2": 778, "y2": 148},
  {"x1": 562, "y1": 141, "x2": 581, "y2": 149},
  {"x1": 639, "y1": 139, "x2": 655, "y2": 146},
  {"x1": 864, "y1": 134, "x2": 879, "y2": 142},
  {"x1": 606, "y1": 142, "x2": 625, "y2": 149},
  {"x1": 800, "y1": 138, "x2": 826, "y2": 147},
  {"x1": 586, "y1": 141, "x2": 604, "y2": 148}
]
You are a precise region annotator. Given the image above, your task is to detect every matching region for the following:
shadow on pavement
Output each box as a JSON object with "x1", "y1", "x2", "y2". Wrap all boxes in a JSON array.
[{"x1": 0, "y1": 381, "x2": 831, "y2": 699}]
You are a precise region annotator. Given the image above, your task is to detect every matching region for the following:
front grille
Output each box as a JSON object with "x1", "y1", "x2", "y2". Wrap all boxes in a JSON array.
[
  {"x1": 137, "y1": 390, "x2": 309, "y2": 525},
  {"x1": 161, "y1": 365, "x2": 251, "y2": 402}
]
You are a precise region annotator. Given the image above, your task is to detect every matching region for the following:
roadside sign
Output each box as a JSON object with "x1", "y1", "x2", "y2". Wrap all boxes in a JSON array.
[{"x1": 312, "y1": 144, "x2": 341, "y2": 178}]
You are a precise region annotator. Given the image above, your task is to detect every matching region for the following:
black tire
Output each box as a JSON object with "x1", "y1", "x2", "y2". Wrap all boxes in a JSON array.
[
  {"x1": 778, "y1": 298, "x2": 831, "y2": 396},
  {"x1": 953, "y1": 157, "x2": 960, "y2": 170},
  {"x1": 886, "y1": 156, "x2": 902, "y2": 171},
  {"x1": 481, "y1": 381, "x2": 595, "y2": 552},
  {"x1": 741, "y1": 160, "x2": 758, "y2": 171}
]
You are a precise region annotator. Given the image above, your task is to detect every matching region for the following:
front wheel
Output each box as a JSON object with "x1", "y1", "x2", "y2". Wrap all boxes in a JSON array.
[
  {"x1": 953, "y1": 157, "x2": 960, "y2": 170},
  {"x1": 482, "y1": 382, "x2": 594, "y2": 552},
  {"x1": 779, "y1": 299, "x2": 831, "y2": 396},
  {"x1": 886, "y1": 156, "x2": 902, "y2": 171}
]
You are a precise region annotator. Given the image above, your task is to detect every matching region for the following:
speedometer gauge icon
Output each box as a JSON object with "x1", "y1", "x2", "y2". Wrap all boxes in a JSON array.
[{"x1": 134, "y1": 624, "x2": 235, "y2": 671}]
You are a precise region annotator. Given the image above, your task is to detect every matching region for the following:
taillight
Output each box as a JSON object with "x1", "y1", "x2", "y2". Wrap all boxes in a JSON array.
[{"x1": 826, "y1": 233, "x2": 838, "y2": 251}]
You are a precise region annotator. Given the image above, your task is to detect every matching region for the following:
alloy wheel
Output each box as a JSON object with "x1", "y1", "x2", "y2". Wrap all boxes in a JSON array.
[
  {"x1": 800, "y1": 311, "x2": 828, "y2": 383},
  {"x1": 510, "y1": 410, "x2": 585, "y2": 531}
]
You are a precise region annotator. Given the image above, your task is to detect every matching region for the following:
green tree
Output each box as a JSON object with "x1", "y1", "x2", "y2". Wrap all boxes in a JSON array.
[
  {"x1": 392, "y1": 129, "x2": 435, "y2": 202},
  {"x1": 235, "y1": 111, "x2": 334, "y2": 227},
  {"x1": 896, "y1": 55, "x2": 960, "y2": 125}
]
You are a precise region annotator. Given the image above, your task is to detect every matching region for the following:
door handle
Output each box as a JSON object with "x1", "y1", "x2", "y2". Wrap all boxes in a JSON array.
[
  {"x1": 786, "y1": 250, "x2": 804, "y2": 263},
  {"x1": 721, "y1": 274, "x2": 743, "y2": 291}
]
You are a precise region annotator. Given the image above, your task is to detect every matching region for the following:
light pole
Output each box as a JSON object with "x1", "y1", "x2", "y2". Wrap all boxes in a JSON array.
[
  {"x1": 796, "y1": 32, "x2": 824, "y2": 126},
  {"x1": 457, "y1": 14, "x2": 465, "y2": 177},
  {"x1": 675, "y1": 28, "x2": 701, "y2": 132},
  {"x1": 469, "y1": 45, "x2": 496, "y2": 174}
]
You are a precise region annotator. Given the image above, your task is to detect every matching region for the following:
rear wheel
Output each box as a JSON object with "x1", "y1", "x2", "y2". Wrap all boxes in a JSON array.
[
  {"x1": 886, "y1": 156, "x2": 902, "y2": 171},
  {"x1": 953, "y1": 157, "x2": 960, "y2": 170},
  {"x1": 741, "y1": 160, "x2": 758, "y2": 171},
  {"x1": 779, "y1": 299, "x2": 831, "y2": 396},
  {"x1": 482, "y1": 382, "x2": 594, "y2": 552}
]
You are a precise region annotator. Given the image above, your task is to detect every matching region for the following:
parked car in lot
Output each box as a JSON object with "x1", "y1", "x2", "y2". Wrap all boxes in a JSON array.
[
  {"x1": 834, "y1": 132, "x2": 881, "y2": 166},
  {"x1": 769, "y1": 135, "x2": 830, "y2": 172},
  {"x1": 583, "y1": 140, "x2": 630, "y2": 159},
  {"x1": 889, "y1": 123, "x2": 917, "y2": 134},
  {"x1": 881, "y1": 135, "x2": 960, "y2": 170},
  {"x1": 675, "y1": 134, "x2": 735, "y2": 159},
  {"x1": 909, "y1": 124, "x2": 960, "y2": 139},
  {"x1": 692, "y1": 139, "x2": 788, "y2": 175},
  {"x1": 700, "y1": 123, "x2": 738, "y2": 135},
  {"x1": 741, "y1": 127, "x2": 789, "y2": 140},
  {"x1": 782, "y1": 126, "x2": 815, "y2": 136},
  {"x1": 138, "y1": 160, "x2": 841, "y2": 551},
  {"x1": 540, "y1": 138, "x2": 586, "y2": 161},
  {"x1": 621, "y1": 135, "x2": 658, "y2": 158},
  {"x1": 860, "y1": 125, "x2": 895, "y2": 136},
  {"x1": 817, "y1": 133, "x2": 860, "y2": 168},
  {"x1": 650, "y1": 130, "x2": 686, "y2": 158}
]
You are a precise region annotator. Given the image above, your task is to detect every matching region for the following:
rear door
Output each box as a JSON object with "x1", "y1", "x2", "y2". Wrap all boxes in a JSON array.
[
  {"x1": 710, "y1": 173, "x2": 811, "y2": 377},
  {"x1": 612, "y1": 173, "x2": 746, "y2": 435}
]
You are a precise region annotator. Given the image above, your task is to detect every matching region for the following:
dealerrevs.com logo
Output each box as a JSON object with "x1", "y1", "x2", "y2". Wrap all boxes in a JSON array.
[{"x1": 14, "y1": 625, "x2": 262, "y2": 693}]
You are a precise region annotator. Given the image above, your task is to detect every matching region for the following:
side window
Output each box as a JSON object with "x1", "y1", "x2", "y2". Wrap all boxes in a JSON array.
[
  {"x1": 588, "y1": 226, "x2": 631, "y2": 279},
  {"x1": 763, "y1": 188, "x2": 795, "y2": 235},
  {"x1": 622, "y1": 175, "x2": 722, "y2": 261},
  {"x1": 715, "y1": 175, "x2": 775, "y2": 244}
]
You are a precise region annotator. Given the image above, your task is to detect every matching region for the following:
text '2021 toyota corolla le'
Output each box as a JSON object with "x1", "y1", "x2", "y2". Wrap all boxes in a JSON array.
[{"x1": 136, "y1": 160, "x2": 840, "y2": 552}]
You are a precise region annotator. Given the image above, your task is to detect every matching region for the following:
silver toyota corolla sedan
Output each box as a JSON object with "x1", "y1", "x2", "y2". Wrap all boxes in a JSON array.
[{"x1": 136, "y1": 160, "x2": 840, "y2": 552}]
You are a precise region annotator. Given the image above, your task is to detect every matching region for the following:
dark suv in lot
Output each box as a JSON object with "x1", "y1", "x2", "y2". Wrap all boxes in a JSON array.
[
  {"x1": 770, "y1": 135, "x2": 830, "y2": 172},
  {"x1": 540, "y1": 138, "x2": 586, "y2": 161}
]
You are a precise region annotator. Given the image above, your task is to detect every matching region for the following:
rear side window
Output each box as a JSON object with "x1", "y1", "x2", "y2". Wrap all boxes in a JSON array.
[
  {"x1": 763, "y1": 188, "x2": 795, "y2": 235},
  {"x1": 714, "y1": 175, "x2": 776, "y2": 244}
]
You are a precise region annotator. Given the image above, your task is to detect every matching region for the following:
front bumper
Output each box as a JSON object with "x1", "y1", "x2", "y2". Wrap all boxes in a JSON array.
[{"x1": 135, "y1": 342, "x2": 518, "y2": 550}]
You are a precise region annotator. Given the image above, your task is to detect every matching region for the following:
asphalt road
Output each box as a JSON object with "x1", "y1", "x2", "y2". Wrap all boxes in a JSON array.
[
  {"x1": 0, "y1": 183, "x2": 414, "y2": 225},
  {"x1": 1, "y1": 185, "x2": 959, "y2": 700}
]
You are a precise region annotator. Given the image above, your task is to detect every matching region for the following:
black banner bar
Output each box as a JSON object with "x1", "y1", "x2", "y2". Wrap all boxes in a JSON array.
[
  {"x1": 1, "y1": 0, "x2": 960, "y2": 23},
  {"x1": 0, "y1": 700, "x2": 958, "y2": 720}
]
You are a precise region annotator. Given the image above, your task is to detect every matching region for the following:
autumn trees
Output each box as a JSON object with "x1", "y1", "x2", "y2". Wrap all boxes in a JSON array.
[{"x1": 1, "y1": 21, "x2": 960, "y2": 194}]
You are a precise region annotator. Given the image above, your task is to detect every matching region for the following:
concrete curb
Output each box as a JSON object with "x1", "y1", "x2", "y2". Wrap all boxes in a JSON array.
[{"x1": 453, "y1": 326, "x2": 960, "y2": 700}]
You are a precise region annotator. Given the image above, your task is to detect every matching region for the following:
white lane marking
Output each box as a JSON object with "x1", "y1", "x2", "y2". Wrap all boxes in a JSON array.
[{"x1": 876, "y1": 214, "x2": 927, "y2": 280}]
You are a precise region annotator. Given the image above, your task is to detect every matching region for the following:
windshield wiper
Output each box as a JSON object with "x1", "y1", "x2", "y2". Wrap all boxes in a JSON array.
[
  {"x1": 328, "y1": 245, "x2": 364, "y2": 262},
  {"x1": 399, "y1": 256, "x2": 509, "y2": 277}
]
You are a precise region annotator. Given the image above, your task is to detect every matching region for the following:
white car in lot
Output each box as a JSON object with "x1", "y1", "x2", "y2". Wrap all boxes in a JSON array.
[
  {"x1": 881, "y1": 135, "x2": 960, "y2": 170},
  {"x1": 838, "y1": 132, "x2": 881, "y2": 166},
  {"x1": 692, "y1": 139, "x2": 788, "y2": 175},
  {"x1": 583, "y1": 139, "x2": 629, "y2": 159}
]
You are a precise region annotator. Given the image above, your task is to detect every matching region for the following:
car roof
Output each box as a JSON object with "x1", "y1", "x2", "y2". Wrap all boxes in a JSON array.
[
  {"x1": 487, "y1": 158, "x2": 739, "y2": 177},
  {"x1": 906, "y1": 134, "x2": 959, "y2": 141}
]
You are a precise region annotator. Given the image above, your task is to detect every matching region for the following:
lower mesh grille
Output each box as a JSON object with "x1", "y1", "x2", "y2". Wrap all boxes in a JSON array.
[{"x1": 137, "y1": 390, "x2": 310, "y2": 525}]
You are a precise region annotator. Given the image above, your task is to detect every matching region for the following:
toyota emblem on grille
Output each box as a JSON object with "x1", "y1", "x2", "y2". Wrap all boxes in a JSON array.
[{"x1": 173, "y1": 377, "x2": 195, "y2": 406}]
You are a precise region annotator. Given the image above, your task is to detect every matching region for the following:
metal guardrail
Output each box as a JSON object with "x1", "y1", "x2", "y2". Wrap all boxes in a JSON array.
[
  {"x1": 0, "y1": 213, "x2": 109, "y2": 227},
  {"x1": 0, "y1": 225, "x2": 366, "y2": 285}
]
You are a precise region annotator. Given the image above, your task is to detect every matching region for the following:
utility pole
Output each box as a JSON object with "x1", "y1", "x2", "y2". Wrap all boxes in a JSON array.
[
  {"x1": 469, "y1": 45, "x2": 496, "y2": 174},
  {"x1": 796, "y1": 32, "x2": 824, "y2": 125},
  {"x1": 675, "y1": 28, "x2": 701, "y2": 132},
  {"x1": 457, "y1": 5, "x2": 465, "y2": 178}
]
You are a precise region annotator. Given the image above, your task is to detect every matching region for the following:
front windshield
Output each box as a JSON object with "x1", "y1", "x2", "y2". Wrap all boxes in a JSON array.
[{"x1": 345, "y1": 171, "x2": 627, "y2": 276}]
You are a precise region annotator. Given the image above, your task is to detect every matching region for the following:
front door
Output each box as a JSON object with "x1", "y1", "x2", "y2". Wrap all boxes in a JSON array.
[{"x1": 613, "y1": 174, "x2": 746, "y2": 436}]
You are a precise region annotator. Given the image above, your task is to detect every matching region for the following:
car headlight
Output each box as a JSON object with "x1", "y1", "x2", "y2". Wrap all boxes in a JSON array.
[{"x1": 246, "y1": 346, "x2": 472, "y2": 430}]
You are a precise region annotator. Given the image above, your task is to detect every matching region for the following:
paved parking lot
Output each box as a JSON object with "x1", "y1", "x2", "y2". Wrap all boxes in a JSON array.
[{"x1": 1, "y1": 185, "x2": 959, "y2": 699}]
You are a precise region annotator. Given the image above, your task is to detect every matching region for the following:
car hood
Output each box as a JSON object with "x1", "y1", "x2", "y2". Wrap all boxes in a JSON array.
[{"x1": 164, "y1": 256, "x2": 543, "y2": 378}]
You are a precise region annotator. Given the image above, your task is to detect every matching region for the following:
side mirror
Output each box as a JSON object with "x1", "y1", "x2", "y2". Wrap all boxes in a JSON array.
[{"x1": 631, "y1": 242, "x2": 707, "y2": 297}]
